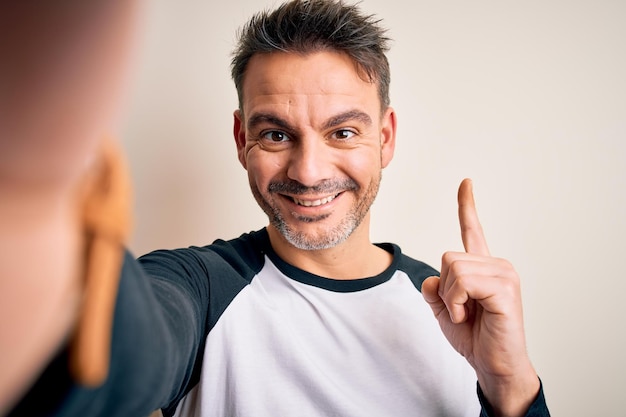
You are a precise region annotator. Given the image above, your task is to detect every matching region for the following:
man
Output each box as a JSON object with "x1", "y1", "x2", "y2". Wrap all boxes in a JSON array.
[{"x1": 2, "y1": 0, "x2": 549, "y2": 416}]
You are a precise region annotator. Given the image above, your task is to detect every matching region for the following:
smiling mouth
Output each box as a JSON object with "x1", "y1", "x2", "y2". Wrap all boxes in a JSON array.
[{"x1": 291, "y1": 193, "x2": 339, "y2": 207}]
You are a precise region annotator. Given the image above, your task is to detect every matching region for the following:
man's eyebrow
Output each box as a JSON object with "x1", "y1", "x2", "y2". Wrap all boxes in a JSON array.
[
  {"x1": 322, "y1": 110, "x2": 372, "y2": 130},
  {"x1": 246, "y1": 110, "x2": 372, "y2": 131},
  {"x1": 247, "y1": 113, "x2": 293, "y2": 131}
]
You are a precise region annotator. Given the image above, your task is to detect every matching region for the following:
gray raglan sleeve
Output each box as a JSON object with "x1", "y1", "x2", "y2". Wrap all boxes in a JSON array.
[{"x1": 7, "y1": 249, "x2": 211, "y2": 417}]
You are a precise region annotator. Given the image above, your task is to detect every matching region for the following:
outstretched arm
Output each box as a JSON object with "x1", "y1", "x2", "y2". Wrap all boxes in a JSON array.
[
  {"x1": 421, "y1": 179, "x2": 543, "y2": 417},
  {"x1": 0, "y1": 1, "x2": 139, "y2": 413}
]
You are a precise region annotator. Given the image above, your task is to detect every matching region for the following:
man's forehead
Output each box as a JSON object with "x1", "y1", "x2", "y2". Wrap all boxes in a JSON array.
[
  {"x1": 244, "y1": 51, "x2": 375, "y2": 92},
  {"x1": 241, "y1": 51, "x2": 381, "y2": 115}
]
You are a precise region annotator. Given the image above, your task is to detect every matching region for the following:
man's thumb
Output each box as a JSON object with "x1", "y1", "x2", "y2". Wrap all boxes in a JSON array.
[{"x1": 421, "y1": 276, "x2": 446, "y2": 315}]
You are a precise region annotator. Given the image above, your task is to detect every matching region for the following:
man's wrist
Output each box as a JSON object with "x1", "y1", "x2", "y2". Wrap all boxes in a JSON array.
[{"x1": 477, "y1": 366, "x2": 541, "y2": 417}]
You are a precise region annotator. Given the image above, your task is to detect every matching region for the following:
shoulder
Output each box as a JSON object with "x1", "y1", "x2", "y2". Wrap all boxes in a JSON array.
[
  {"x1": 378, "y1": 242, "x2": 440, "y2": 292},
  {"x1": 137, "y1": 228, "x2": 270, "y2": 282}
]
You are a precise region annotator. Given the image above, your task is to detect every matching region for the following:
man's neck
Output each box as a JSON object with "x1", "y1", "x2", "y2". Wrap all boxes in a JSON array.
[{"x1": 266, "y1": 225, "x2": 393, "y2": 280}]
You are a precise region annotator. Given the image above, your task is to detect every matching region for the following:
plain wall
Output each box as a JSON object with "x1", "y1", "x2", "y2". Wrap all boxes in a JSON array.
[{"x1": 120, "y1": 1, "x2": 626, "y2": 415}]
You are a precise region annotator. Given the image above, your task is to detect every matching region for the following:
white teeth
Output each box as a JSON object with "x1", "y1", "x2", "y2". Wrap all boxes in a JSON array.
[{"x1": 293, "y1": 194, "x2": 337, "y2": 207}]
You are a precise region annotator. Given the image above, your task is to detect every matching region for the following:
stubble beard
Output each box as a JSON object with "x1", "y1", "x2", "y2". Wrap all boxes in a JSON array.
[{"x1": 250, "y1": 173, "x2": 382, "y2": 251}]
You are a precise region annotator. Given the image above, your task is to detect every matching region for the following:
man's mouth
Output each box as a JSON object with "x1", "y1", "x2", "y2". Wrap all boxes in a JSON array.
[{"x1": 291, "y1": 193, "x2": 339, "y2": 207}]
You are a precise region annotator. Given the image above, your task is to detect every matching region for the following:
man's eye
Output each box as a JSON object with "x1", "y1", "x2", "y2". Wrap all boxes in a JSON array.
[
  {"x1": 333, "y1": 129, "x2": 356, "y2": 140},
  {"x1": 262, "y1": 131, "x2": 289, "y2": 142}
]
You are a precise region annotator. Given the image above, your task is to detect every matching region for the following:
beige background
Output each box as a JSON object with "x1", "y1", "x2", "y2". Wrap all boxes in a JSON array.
[{"x1": 120, "y1": 1, "x2": 626, "y2": 415}]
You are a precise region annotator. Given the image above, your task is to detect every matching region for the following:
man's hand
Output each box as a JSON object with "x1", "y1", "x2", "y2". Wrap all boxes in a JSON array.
[
  {"x1": 0, "y1": 2, "x2": 139, "y2": 413},
  {"x1": 421, "y1": 178, "x2": 540, "y2": 417}
]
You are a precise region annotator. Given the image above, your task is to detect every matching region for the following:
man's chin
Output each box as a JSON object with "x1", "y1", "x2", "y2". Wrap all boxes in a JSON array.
[
  {"x1": 284, "y1": 235, "x2": 341, "y2": 251},
  {"x1": 275, "y1": 223, "x2": 351, "y2": 251},
  {"x1": 290, "y1": 212, "x2": 332, "y2": 224}
]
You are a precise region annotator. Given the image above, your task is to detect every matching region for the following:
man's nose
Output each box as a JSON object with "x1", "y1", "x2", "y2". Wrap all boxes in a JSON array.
[{"x1": 286, "y1": 136, "x2": 334, "y2": 188}]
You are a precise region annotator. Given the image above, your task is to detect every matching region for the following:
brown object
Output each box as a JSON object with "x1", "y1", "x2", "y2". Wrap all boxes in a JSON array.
[{"x1": 70, "y1": 138, "x2": 132, "y2": 386}]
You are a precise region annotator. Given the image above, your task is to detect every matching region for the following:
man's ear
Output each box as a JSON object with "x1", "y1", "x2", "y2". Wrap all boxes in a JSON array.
[
  {"x1": 380, "y1": 107, "x2": 397, "y2": 168},
  {"x1": 233, "y1": 109, "x2": 247, "y2": 169}
]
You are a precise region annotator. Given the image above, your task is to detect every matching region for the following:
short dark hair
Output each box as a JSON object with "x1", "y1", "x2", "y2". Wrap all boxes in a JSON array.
[{"x1": 230, "y1": 0, "x2": 391, "y2": 112}]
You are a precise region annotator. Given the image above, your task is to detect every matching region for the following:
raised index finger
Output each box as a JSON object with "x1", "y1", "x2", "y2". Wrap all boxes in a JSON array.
[{"x1": 458, "y1": 178, "x2": 490, "y2": 256}]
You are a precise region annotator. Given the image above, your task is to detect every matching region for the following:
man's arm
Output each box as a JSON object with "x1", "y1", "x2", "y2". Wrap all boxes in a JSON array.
[
  {"x1": 0, "y1": 1, "x2": 158, "y2": 414},
  {"x1": 422, "y1": 179, "x2": 549, "y2": 417},
  {"x1": 3, "y1": 133, "x2": 210, "y2": 417},
  {"x1": 478, "y1": 378, "x2": 550, "y2": 417},
  {"x1": 7, "y1": 244, "x2": 211, "y2": 417}
]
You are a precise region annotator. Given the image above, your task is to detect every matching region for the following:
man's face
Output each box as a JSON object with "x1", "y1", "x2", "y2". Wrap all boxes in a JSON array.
[{"x1": 234, "y1": 50, "x2": 396, "y2": 251}]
